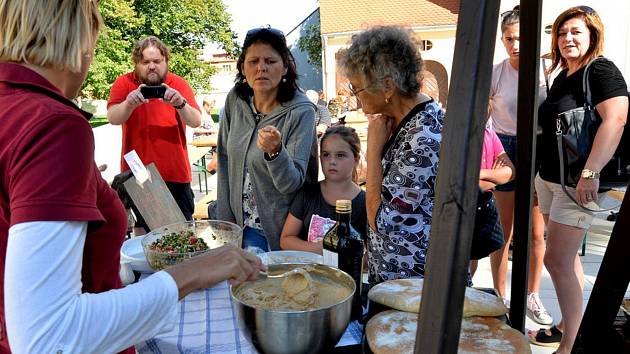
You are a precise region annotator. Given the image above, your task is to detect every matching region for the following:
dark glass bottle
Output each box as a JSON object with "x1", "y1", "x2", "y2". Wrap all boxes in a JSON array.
[{"x1": 322, "y1": 200, "x2": 364, "y2": 321}]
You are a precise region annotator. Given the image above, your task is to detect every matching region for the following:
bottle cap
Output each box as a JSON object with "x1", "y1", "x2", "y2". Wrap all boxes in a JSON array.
[{"x1": 335, "y1": 199, "x2": 352, "y2": 212}]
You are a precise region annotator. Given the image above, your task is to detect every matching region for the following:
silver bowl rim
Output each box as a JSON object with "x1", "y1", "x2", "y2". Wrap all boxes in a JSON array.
[{"x1": 230, "y1": 263, "x2": 356, "y2": 314}]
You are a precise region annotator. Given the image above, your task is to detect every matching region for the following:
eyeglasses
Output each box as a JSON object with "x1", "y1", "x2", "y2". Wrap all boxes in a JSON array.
[
  {"x1": 348, "y1": 83, "x2": 365, "y2": 96},
  {"x1": 244, "y1": 26, "x2": 286, "y2": 44}
]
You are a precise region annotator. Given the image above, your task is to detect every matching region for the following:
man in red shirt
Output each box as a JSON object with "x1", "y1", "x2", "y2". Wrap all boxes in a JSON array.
[{"x1": 108, "y1": 36, "x2": 202, "y2": 234}]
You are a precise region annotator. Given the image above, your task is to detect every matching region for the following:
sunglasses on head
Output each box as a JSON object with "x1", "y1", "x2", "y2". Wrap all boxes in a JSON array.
[
  {"x1": 245, "y1": 26, "x2": 286, "y2": 44},
  {"x1": 576, "y1": 5, "x2": 596, "y2": 15},
  {"x1": 500, "y1": 7, "x2": 519, "y2": 21}
]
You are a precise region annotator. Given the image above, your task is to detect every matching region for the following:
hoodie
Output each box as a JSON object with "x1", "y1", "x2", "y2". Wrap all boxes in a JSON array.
[{"x1": 216, "y1": 87, "x2": 317, "y2": 250}]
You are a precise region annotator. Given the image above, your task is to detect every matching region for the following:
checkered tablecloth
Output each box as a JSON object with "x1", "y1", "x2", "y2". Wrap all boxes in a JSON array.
[{"x1": 136, "y1": 280, "x2": 363, "y2": 354}]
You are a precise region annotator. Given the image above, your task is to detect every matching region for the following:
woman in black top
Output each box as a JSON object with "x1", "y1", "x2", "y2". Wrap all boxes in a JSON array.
[{"x1": 530, "y1": 6, "x2": 628, "y2": 352}]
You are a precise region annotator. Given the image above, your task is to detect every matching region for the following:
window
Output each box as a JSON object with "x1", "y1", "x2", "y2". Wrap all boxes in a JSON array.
[{"x1": 420, "y1": 40, "x2": 433, "y2": 51}]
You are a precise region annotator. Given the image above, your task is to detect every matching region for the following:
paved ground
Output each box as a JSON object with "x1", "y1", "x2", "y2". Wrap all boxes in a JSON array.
[
  {"x1": 472, "y1": 196, "x2": 628, "y2": 353},
  {"x1": 94, "y1": 123, "x2": 628, "y2": 353}
]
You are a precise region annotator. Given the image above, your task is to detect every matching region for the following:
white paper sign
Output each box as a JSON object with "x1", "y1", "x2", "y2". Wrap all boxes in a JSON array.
[{"x1": 123, "y1": 150, "x2": 150, "y2": 185}]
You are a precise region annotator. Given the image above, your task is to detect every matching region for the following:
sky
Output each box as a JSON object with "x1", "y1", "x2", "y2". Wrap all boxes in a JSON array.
[{"x1": 222, "y1": 0, "x2": 319, "y2": 44}]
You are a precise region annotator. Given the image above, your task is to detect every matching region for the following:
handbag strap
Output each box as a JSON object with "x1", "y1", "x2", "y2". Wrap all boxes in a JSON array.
[{"x1": 582, "y1": 57, "x2": 606, "y2": 111}]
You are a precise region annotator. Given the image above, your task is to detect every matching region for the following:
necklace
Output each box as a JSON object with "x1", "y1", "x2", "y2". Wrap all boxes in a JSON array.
[{"x1": 254, "y1": 112, "x2": 266, "y2": 123}]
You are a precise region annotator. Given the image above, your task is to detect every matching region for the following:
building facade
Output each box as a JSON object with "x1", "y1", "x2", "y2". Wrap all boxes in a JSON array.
[{"x1": 319, "y1": 0, "x2": 630, "y2": 107}]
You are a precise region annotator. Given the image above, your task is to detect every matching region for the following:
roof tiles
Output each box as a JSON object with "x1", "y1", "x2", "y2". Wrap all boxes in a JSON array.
[{"x1": 320, "y1": 0, "x2": 459, "y2": 34}]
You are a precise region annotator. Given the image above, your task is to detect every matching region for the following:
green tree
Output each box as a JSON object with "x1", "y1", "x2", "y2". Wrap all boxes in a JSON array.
[
  {"x1": 297, "y1": 23, "x2": 322, "y2": 70},
  {"x1": 82, "y1": 0, "x2": 142, "y2": 99},
  {"x1": 82, "y1": 0, "x2": 238, "y2": 99}
]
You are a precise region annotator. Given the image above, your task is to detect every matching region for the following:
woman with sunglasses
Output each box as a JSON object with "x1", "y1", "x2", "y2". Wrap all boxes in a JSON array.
[
  {"x1": 339, "y1": 26, "x2": 444, "y2": 284},
  {"x1": 216, "y1": 27, "x2": 318, "y2": 251},
  {"x1": 488, "y1": 5, "x2": 552, "y2": 326},
  {"x1": 531, "y1": 6, "x2": 628, "y2": 352},
  {"x1": 0, "y1": 1, "x2": 264, "y2": 353}
]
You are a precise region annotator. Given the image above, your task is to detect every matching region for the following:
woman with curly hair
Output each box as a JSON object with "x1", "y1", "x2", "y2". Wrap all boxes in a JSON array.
[{"x1": 339, "y1": 26, "x2": 444, "y2": 284}]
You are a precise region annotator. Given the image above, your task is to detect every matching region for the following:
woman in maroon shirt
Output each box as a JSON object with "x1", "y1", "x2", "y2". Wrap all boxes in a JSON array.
[{"x1": 0, "y1": 1, "x2": 263, "y2": 353}]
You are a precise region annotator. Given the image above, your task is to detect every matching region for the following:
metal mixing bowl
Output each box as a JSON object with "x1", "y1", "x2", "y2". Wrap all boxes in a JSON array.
[{"x1": 231, "y1": 263, "x2": 355, "y2": 354}]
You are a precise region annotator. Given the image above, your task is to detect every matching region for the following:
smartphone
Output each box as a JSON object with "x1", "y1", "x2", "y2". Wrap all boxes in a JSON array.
[{"x1": 140, "y1": 85, "x2": 166, "y2": 99}]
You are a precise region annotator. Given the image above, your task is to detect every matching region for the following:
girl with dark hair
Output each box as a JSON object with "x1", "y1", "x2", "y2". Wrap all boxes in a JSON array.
[
  {"x1": 488, "y1": 5, "x2": 552, "y2": 326},
  {"x1": 280, "y1": 126, "x2": 367, "y2": 253},
  {"x1": 216, "y1": 26, "x2": 318, "y2": 251}
]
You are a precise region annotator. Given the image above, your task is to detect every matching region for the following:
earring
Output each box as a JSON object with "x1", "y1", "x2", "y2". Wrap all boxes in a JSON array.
[
  {"x1": 242, "y1": 78, "x2": 247, "y2": 83},
  {"x1": 385, "y1": 97, "x2": 390, "y2": 104},
  {"x1": 282, "y1": 77, "x2": 287, "y2": 83}
]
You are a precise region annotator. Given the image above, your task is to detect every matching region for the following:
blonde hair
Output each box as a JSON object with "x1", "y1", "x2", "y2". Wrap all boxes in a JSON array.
[{"x1": 0, "y1": 0, "x2": 102, "y2": 73}]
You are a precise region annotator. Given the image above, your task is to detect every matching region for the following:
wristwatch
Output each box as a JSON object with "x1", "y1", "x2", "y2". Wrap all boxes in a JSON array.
[
  {"x1": 581, "y1": 169, "x2": 600, "y2": 179},
  {"x1": 174, "y1": 99, "x2": 187, "y2": 110},
  {"x1": 265, "y1": 148, "x2": 282, "y2": 161}
]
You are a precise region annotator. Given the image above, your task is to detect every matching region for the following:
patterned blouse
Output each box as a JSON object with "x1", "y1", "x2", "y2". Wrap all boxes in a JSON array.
[
  {"x1": 368, "y1": 100, "x2": 444, "y2": 284},
  {"x1": 242, "y1": 167, "x2": 263, "y2": 231}
]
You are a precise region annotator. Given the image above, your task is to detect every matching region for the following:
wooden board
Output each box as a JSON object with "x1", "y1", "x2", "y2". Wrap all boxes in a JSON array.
[{"x1": 123, "y1": 163, "x2": 186, "y2": 230}]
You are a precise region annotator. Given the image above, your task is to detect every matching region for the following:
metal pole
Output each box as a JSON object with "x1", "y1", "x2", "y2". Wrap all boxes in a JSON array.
[
  {"x1": 510, "y1": 0, "x2": 543, "y2": 332},
  {"x1": 416, "y1": 0, "x2": 500, "y2": 352}
]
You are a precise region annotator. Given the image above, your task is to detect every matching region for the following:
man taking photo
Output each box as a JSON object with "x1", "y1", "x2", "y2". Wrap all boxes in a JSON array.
[{"x1": 108, "y1": 36, "x2": 201, "y2": 235}]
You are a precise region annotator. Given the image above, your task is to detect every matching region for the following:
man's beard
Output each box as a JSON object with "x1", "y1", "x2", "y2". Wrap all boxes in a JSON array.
[{"x1": 138, "y1": 70, "x2": 165, "y2": 86}]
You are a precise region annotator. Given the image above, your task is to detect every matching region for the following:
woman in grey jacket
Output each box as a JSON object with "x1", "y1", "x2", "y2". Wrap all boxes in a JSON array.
[{"x1": 216, "y1": 27, "x2": 317, "y2": 251}]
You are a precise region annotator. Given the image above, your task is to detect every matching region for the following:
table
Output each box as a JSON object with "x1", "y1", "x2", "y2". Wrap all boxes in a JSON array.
[
  {"x1": 188, "y1": 145, "x2": 213, "y2": 193},
  {"x1": 192, "y1": 135, "x2": 218, "y2": 148},
  {"x1": 136, "y1": 280, "x2": 363, "y2": 354}
]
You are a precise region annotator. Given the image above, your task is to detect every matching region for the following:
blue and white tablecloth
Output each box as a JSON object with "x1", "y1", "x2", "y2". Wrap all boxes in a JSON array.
[{"x1": 136, "y1": 280, "x2": 363, "y2": 354}]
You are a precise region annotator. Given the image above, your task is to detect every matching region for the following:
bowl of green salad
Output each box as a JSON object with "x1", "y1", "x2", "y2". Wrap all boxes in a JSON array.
[{"x1": 141, "y1": 220, "x2": 243, "y2": 271}]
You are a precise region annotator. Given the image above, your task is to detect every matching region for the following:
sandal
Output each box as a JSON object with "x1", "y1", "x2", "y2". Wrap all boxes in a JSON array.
[{"x1": 529, "y1": 325, "x2": 562, "y2": 347}]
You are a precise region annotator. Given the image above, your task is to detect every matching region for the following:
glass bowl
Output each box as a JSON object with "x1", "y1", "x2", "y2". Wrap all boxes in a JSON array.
[{"x1": 141, "y1": 220, "x2": 243, "y2": 271}]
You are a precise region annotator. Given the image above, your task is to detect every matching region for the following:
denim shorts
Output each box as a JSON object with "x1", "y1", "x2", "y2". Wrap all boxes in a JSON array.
[{"x1": 495, "y1": 133, "x2": 517, "y2": 192}]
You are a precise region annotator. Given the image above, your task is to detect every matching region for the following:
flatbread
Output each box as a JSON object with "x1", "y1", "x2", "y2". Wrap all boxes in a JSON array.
[
  {"x1": 365, "y1": 310, "x2": 531, "y2": 354},
  {"x1": 367, "y1": 278, "x2": 507, "y2": 317},
  {"x1": 366, "y1": 310, "x2": 417, "y2": 354},
  {"x1": 459, "y1": 316, "x2": 532, "y2": 353}
]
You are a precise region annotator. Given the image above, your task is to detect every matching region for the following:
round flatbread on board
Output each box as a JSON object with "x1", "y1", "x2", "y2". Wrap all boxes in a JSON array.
[
  {"x1": 367, "y1": 278, "x2": 507, "y2": 317},
  {"x1": 365, "y1": 310, "x2": 531, "y2": 354},
  {"x1": 365, "y1": 310, "x2": 417, "y2": 354},
  {"x1": 459, "y1": 316, "x2": 532, "y2": 353}
]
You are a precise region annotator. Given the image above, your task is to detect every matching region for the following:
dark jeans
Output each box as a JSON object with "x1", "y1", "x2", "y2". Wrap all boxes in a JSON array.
[
  {"x1": 132, "y1": 181, "x2": 194, "y2": 232},
  {"x1": 242, "y1": 226, "x2": 270, "y2": 252}
]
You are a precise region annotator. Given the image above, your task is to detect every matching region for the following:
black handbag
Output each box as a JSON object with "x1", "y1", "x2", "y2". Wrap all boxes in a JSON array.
[
  {"x1": 470, "y1": 190, "x2": 505, "y2": 260},
  {"x1": 555, "y1": 57, "x2": 630, "y2": 189}
]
